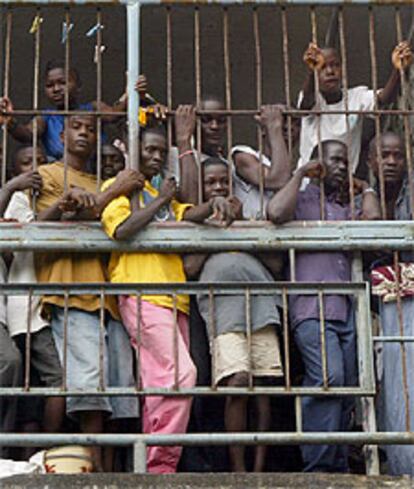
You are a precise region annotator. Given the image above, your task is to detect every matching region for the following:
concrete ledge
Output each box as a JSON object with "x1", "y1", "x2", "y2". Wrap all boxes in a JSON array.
[{"x1": 1, "y1": 473, "x2": 413, "y2": 489}]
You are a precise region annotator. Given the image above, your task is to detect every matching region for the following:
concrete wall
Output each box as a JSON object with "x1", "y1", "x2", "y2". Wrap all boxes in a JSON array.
[{"x1": 0, "y1": 4, "x2": 412, "y2": 147}]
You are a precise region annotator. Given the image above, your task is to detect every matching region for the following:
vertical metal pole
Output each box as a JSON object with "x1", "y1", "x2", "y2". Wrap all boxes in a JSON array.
[
  {"x1": 253, "y1": 8, "x2": 265, "y2": 220},
  {"x1": 245, "y1": 287, "x2": 253, "y2": 390},
  {"x1": 127, "y1": 1, "x2": 140, "y2": 171},
  {"x1": 166, "y1": 7, "x2": 173, "y2": 150},
  {"x1": 223, "y1": 7, "x2": 233, "y2": 196},
  {"x1": 282, "y1": 287, "x2": 291, "y2": 390},
  {"x1": 1, "y1": 9, "x2": 12, "y2": 187},
  {"x1": 99, "y1": 289, "x2": 105, "y2": 392},
  {"x1": 63, "y1": 8, "x2": 71, "y2": 193},
  {"x1": 135, "y1": 292, "x2": 142, "y2": 391},
  {"x1": 32, "y1": 8, "x2": 41, "y2": 215},
  {"x1": 209, "y1": 286, "x2": 217, "y2": 390},
  {"x1": 338, "y1": 8, "x2": 355, "y2": 218},
  {"x1": 353, "y1": 253, "x2": 379, "y2": 475},
  {"x1": 133, "y1": 439, "x2": 147, "y2": 473},
  {"x1": 395, "y1": 9, "x2": 414, "y2": 220},
  {"x1": 96, "y1": 8, "x2": 103, "y2": 190},
  {"x1": 194, "y1": 7, "x2": 203, "y2": 204},
  {"x1": 62, "y1": 290, "x2": 69, "y2": 392},
  {"x1": 173, "y1": 293, "x2": 179, "y2": 391},
  {"x1": 24, "y1": 288, "x2": 33, "y2": 391},
  {"x1": 318, "y1": 290, "x2": 328, "y2": 389},
  {"x1": 368, "y1": 8, "x2": 386, "y2": 219},
  {"x1": 281, "y1": 7, "x2": 292, "y2": 159}
]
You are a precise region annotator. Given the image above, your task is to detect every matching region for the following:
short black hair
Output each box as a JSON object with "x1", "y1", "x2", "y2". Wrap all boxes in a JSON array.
[
  {"x1": 139, "y1": 125, "x2": 167, "y2": 142},
  {"x1": 202, "y1": 156, "x2": 228, "y2": 170},
  {"x1": 44, "y1": 59, "x2": 81, "y2": 87},
  {"x1": 310, "y1": 140, "x2": 347, "y2": 160},
  {"x1": 10, "y1": 144, "x2": 45, "y2": 175},
  {"x1": 368, "y1": 131, "x2": 404, "y2": 157}
]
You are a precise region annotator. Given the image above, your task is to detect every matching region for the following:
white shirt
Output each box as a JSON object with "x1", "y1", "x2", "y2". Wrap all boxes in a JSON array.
[
  {"x1": 231, "y1": 145, "x2": 273, "y2": 220},
  {"x1": 5, "y1": 191, "x2": 49, "y2": 337},
  {"x1": 298, "y1": 86, "x2": 376, "y2": 172}
]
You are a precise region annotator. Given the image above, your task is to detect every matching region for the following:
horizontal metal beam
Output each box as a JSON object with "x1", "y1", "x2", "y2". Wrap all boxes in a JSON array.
[
  {"x1": 0, "y1": 432, "x2": 413, "y2": 447},
  {"x1": 0, "y1": 281, "x2": 365, "y2": 295},
  {"x1": 0, "y1": 386, "x2": 373, "y2": 397},
  {"x1": 0, "y1": 0, "x2": 412, "y2": 5},
  {"x1": 0, "y1": 221, "x2": 413, "y2": 252}
]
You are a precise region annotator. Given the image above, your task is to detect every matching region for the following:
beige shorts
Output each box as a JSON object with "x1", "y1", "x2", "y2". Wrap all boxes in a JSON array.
[{"x1": 212, "y1": 325, "x2": 283, "y2": 385}]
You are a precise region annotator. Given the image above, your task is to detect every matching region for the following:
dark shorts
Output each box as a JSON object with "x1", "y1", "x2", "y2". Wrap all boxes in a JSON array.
[{"x1": 15, "y1": 326, "x2": 63, "y2": 388}]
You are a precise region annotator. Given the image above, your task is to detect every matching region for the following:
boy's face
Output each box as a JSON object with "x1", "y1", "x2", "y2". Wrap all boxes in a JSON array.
[
  {"x1": 140, "y1": 132, "x2": 167, "y2": 180},
  {"x1": 102, "y1": 145, "x2": 125, "y2": 180},
  {"x1": 322, "y1": 142, "x2": 349, "y2": 192},
  {"x1": 203, "y1": 163, "x2": 229, "y2": 201},
  {"x1": 64, "y1": 115, "x2": 97, "y2": 158},
  {"x1": 369, "y1": 133, "x2": 406, "y2": 186},
  {"x1": 201, "y1": 99, "x2": 226, "y2": 155},
  {"x1": 318, "y1": 48, "x2": 342, "y2": 96},
  {"x1": 14, "y1": 147, "x2": 47, "y2": 175},
  {"x1": 45, "y1": 68, "x2": 78, "y2": 109}
]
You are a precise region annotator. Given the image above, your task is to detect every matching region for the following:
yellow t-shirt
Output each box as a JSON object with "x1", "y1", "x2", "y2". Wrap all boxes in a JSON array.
[
  {"x1": 101, "y1": 178, "x2": 192, "y2": 314},
  {"x1": 35, "y1": 162, "x2": 119, "y2": 319}
]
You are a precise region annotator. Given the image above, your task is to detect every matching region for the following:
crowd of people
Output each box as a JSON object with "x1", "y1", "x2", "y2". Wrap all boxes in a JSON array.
[{"x1": 0, "y1": 37, "x2": 412, "y2": 476}]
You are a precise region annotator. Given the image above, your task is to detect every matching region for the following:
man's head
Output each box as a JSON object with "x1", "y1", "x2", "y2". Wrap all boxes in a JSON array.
[
  {"x1": 12, "y1": 145, "x2": 47, "y2": 176},
  {"x1": 318, "y1": 48, "x2": 342, "y2": 97},
  {"x1": 368, "y1": 132, "x2": 406, "y2": 187},
  {"x1": 200, "y1": 96, "x2": 226, "y2": 156},
  {"x1": 139, "y1": 126, "x2": 168, "y2": 180},
  {"x1": 202, "y1": 157, "x2": 229, "y2": 201},
  {"x1": 62, "y1": 115, "x2": 97, "y2": 160},
  {"x1": 311, "y1": 140, "x2": 349, "y2": 192},
  {"x1": 101, "y1": 144, "x2": 125, "y2": 180},
  {"x1": 44, "y1": 59, "x2": 81, "y2": 109}
]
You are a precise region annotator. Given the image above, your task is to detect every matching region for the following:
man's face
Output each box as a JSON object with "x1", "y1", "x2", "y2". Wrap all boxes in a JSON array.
[
  {"x1": 323, "y1": 142, "x2": 349, "y2": 192},
  {"x1": 200, "y1": 99, "x2": 226, "y2": 155},
  {"x1": 45, "y1": 68, "x2": 79, "y2": 109},
  {"x1": 203, "y1": 163, "x2": 229, "y2": 201},
  {"x1": 140, "y1": 132, "x2": 168, "y2": 180},
  {"x1": 102, "y1": 145, "x2": 125, "y2": 180},
  {"x1": 369, "y1": 133, "x2": 406, "y2": 186},
  {"x1": 318, "y1": 48, "x2": 342, "y2": 96},
  {"x1": 14, "y1": 147, "x2": 47, "y2": 175},
  {"x1": 64, "y1": 115, "x2": 97, "y2": 158}
]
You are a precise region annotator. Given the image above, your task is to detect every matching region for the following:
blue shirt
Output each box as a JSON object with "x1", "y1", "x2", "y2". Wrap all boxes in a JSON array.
[{"x1": 41, "y1": 102, "x2": 94, "y2": 161}]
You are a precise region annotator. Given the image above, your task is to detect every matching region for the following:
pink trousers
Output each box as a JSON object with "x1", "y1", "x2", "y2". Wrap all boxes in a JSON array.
[{"x1": 118, "y1": 297, "x2": 196, "y2": 474}]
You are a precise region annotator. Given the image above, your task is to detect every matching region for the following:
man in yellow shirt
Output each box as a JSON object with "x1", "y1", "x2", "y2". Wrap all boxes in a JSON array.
[
  {"x1": 101, "y1": 125, "x2": 238, "y2": 473},
  {"x1": 35, "y1": 114, "x2": 143, "y2": 470}
]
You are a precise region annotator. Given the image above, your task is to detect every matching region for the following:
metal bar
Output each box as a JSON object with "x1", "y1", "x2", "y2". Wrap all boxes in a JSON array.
[
  {"x1": 310, "y1": 6, "x2": 325, "y2": 221},
  {"x1": 135, "y1": 292, "x2": 142, "y2": 391},
  {"x1": 166, "y1": 6, "x2": 173, "y2": 150},
  {"x1": 62, "y1": 291, "x2": 69, "y2": 392},
  {"x1": 127, "y1": 1, "x2": 140, "y2": 171},
  {"x1": 173, "y1": 293, "x2": 179, "y2": 390},
  {"x1": 133, "y1": 440, "x2": 147, "y2": 473},
  {"x1": 1, "y1": 9, "x2": 11, "y2": 187},
  {"x1": 96, "y1": 7, "x2": 103, "y2": 190},
  {"x1": 253, "y1": 7, "x2": 265, "y2": 219},
  {"x1": 2, "y1": 431, "x2": 414, "y2": 447},
  {"x1": 318, "y1": 290, "x2": 328, "y2": 389},
  {"x1": 194, "y1": 6, "x2": 203, "y2": 204},
  {"x1": 369, "y1": 7, "x2": 386, "y2": 218},
  {"x1": 99, "y1": 289, "x2": 105, "y2": 391},
  {"x1": 209, "y1": 286, "x2": 217, "y2": 390},
  {"x1": 282, "y1": 287, "x2": 291, "y2": 390},
  {"x1": 4, "y1": 221, "x2": 414, "y2": 252},
  {"x1": 63, "y1": 8, "x2": 71, "y2": 193},
  {"x1": 245, "y1": 287, "x2": 253, "y2": 390},
  {"x1": 0, "y1": 386, "x2": 373, "y2": 397},
  {"x1": 395, "y1": 8, "x2": 414, "y2": 222},
  {"x1": 373, "y1": 336, "x2": 414, "y2": 342},
  {"x1": 393, "y1": 250, "x2": 411, "y2": 431},
  {"x1": 0, "y1": 281, "x2": 367, "y2": 295},
  {"x1": 223, "y1": 6, "x2": 233, "y2": 195},
  {"x1": 295, "y1": 395, "x2": 302, "y2": 432},
  {"x1": 289, "y1": 248, "x2": 296, "y2": 282},
  {"x1": 23, "y1": 288, "x2": 33, "y2": 391},
  {"x1": 281, "y1": 7, "x2": 293, "y2": 158},
  {"x1": 338, "y1": 7, "x2": 355, "y2": 218},
  {"x1": 31, "y1": 7, "x2": 41, "y2": 215}
]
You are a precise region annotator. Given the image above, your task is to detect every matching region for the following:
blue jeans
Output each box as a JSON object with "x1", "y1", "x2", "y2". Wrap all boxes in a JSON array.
[{"x1": 294, "y1": 315, "x2": 357, "y2": 472}]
